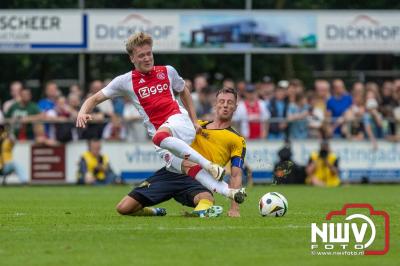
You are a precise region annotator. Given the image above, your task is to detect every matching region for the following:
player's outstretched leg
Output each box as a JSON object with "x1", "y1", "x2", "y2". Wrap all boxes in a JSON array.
[
  {"x1": 188, "y1": 166, "x2": 247, "y2": 204},
  {"x1": 153, "y1": 130, "x2": 225, "y2": 181}
]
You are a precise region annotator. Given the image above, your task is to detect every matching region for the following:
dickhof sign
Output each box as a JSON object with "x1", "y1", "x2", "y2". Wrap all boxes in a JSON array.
[
  {"x1": 317, "y1": 12, "x2": 400, "y2": 52},
  {"x1": 0, "y1": 10, "x2": 85, "y2": 51},
  {"x1": 87, "y1": 11, "x2": 179, "y2": 52}
]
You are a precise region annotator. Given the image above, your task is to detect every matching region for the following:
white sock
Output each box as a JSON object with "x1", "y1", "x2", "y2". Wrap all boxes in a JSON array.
[
  {"x1": 194, "y1": 169, "x2": 231, "y2": 198},
  {"x1": 159, "y1": 136, "x2": 210, "y2": 168}
]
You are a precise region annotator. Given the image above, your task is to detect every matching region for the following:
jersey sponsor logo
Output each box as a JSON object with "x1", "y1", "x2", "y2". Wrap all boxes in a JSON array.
[
  {"x1": 139, "y1": 78, "x2": 146, "y2": 84},
  {"x1": 156, "y1": 72, "x2": 166, "y2": 80},
  {"x1": 137, "y1": 83, "x2": 170, "y2": 99}
]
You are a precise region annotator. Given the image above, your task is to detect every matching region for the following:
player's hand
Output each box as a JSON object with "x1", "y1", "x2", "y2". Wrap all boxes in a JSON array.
[
  {"x1": 76, "y1": 113, "x2": 92, "y2": 128},
  {"x1": 227, "y1": 209, "x2": 241, "y2": 217},
  {"x1": 194, "y1": 122, "x2": 202, "y2": 134}
]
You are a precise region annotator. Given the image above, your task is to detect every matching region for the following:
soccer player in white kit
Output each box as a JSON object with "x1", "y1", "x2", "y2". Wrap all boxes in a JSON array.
[{"x1": 76, "y1": 32, "x2": 244, "y2": 201}]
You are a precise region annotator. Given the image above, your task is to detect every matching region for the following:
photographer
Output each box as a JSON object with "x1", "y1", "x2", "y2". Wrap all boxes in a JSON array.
[
  {"x1": 306, "y1": 141, "x2": 340, "y2": 187},
  {"x1": 77, "y1": 139, "x2": 118, "y2": 185},
  {"x1": 273, "y1": 142, "x2": 306, "y2": 184}
]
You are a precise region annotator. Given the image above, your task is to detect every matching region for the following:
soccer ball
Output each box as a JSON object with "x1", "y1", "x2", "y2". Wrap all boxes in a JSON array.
[{"x1": 259, "y1": 192, "x2": 288, "y2": 217}]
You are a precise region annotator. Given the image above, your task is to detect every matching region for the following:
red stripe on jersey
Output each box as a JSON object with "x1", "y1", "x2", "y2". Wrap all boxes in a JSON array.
[{"x1": 131, "y1": 66, "x2": 181, "y2": 129}]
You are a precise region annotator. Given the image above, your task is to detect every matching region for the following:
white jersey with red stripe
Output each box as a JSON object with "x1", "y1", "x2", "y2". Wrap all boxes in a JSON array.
[{"x1": 101, "y1": 65, "x2": 187, "y2": 137}]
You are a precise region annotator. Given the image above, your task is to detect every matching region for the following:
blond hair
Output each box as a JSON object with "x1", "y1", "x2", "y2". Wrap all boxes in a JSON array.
[{"x1": 126, "y1": 32, "x2": 153, "y2": 55}]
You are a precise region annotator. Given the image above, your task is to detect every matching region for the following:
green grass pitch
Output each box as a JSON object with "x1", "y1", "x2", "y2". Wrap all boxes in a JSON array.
[{"x1": 0, "y1": 185, "x2": 398, "y2": 266}]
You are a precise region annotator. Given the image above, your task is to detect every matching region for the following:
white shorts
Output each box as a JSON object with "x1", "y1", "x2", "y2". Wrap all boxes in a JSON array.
[
  {"x1": 155, "y1": 113, "x2": 195, "y2": 173},
  {"x1": 160, "y1": 113, "x2": 196, "y2": 145}
]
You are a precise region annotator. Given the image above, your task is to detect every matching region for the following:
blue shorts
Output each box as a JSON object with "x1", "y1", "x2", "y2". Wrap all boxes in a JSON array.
[{"x1": 128, "y1": 167, "x2": 211, "y2": 208}]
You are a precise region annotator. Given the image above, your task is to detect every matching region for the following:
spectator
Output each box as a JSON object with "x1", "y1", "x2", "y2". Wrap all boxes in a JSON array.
[
  {"x1": 5, "y1": 87, "x2": 42, "y2": 140},
  {"x1": 289, "y1": 79, "x2": 304, "y2": 96},
  {"x1": 46, "y1": 96, "x2": 77, "y2": 143},
  {"x1": 3, "y1": 81, "x2": 22, "y2": 114},
  {"x1": 236, "y1": 80, "x2": 247, "y2": 99},
  {"x1": 352, "y1": 81, "x2": 365, "y2": 97},
  {"x1": 234, "y1": 83, "x2": 270, "y2": 139},
  {"x1": 380, "y1": 80, "x2": 397, "y2": 139},
  {"x1": 327, "y1": 79, "x2": 352, "y2": 137},
  {"x1": 68, "y1": 93, "x2": 81, "y2": 113},
  {"x1": 365, "y1": 82, "x2": 382, "y2": 103},
  {"x1": 268, "y1": 83, "x2": 288, "y2": 139},
  {"x1": 306, "y1": 141, "x2": 340, "y2": 187},
  {"x1": 0, "y1": 125, "x2": 28, "y2": 184},
  {"x1": 192, "y1": 74, "x2": 209, "y2": 106},
  {"x1": 88, "y1": 80, "x2": 114, "y2": 117},
  {"x1": 78, "y1": 106, "x2": 105, "y2": 140},
  {"x1": 273, "y1": 142, "x2": 306, "y2": 184},
  {"x1": 222, "y1": 78, "x2": 235, "y2": 90},
  {"x1": 38, "y1": 81, "x2": 60, "y2": 112},
  {"x1": 67, "y1": 93, "x2": 81, "y2": 140},
  {"x1": 33, "y1": 123, "x2": 59, "y2": 147},
  {"x1": 309, "y1": 80, "x2": 331, "y2": 138},
  {"x1": 394, "y1": 78, "x2": 400, "y2": 97},
  {"x1": 80, "y1": 81, "x2": 108, "y2": 140},
  {"x1": 258, "y1": 79, "x2": 275, "y2": 108},
  {"x1": 314, "y1": 79, "x2": 331, "y2": 109},
  {"x1": 38, "y1": 81, "x2": 61, "y2": 139},
  {"x1": 77, "y1": 139, "x2": 118, "y2": 185},
  {"x1": 122, "y1": 97, "x2": 147, "y2": 142},
  {"x1": 184, "y1": 79, "x2": 193, "y2": 93},
  {"x1": 341, "y1": 91, "x2": 365, "y2": 141},
  {"x1": 102, "y1": 115, "x2": 127, "y2": 141},
  {"x1": 104, "y1": 78, "x2": 124, "y2": 116},
  {"x1": 195, "y1": 86, "x2": 213, "y2": 120},
  {"x1": 364, "y1": 89, "x2": 384, "y2": 149},
  {"x1": 69, "y1": 84, "x2": 83, "y2": 99},
  {"x1": 287, "y1": 94, "x2": 310, "y2": 139},
  {"x1": 393, "y1": 101, "x2": 400, "y2": 141}
]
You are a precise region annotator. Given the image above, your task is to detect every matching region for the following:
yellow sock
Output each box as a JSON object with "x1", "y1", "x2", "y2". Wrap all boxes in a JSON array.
[
  {"x1": 194, "y1": 199, "x2": 213, "y2": 212},
  {"x1": 131, "y1": 207, "x2": 156, "y2": 216}
]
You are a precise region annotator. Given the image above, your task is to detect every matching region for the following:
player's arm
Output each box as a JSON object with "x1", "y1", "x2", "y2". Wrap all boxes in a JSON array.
[
  {"x1": 179, "y1": 85, "x2": 200, "y2": 132},
  {"x1": 76, "y1": 91, "x2": 109, "y2": 128},
  {"x1": 228, "y1": 165, "x2": 242, "y2": 217},
  {"x1": 326, "y1": 158, "x2": 339, "y2": 175}
]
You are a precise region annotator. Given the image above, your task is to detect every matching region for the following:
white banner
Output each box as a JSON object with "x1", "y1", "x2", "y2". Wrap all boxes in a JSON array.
[
  {"x1": 65, "y1": 140, "x2": 400, "y2": 183},
  {"x1": 6, "y1": 140, "x2": 400, "y2": 184},
  {"x1": 0, "y1": 10, "x2": 85, "y2": 50},
  {"x1": 88, "y1": 11, "x2": 179, "y2": 52},
  {"x1": 317, "y1": 12, "x2": 400, "y2": 51}
]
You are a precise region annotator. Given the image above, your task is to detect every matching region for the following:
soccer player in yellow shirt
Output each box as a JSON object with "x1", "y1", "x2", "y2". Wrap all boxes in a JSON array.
[{"x1": 116, "y1": 87, "x2": 247, "y2": 217}]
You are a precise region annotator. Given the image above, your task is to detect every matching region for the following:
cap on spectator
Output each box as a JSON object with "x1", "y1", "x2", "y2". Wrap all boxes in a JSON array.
[
  {"x1": 277, "y1": 80, "x2": 289, "y2": 89},
  {"x1": 245, "y1": 83, "x2": 256, "y2": 93},
  {"x1": 262, "y1": 75, "x2": 272, "y2": 83},
  {"x1": 366, "y1": 98, "x2": 378, "y2": 110}
]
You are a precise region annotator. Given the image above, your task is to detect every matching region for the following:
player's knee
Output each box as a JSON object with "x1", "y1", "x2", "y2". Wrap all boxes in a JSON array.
[
  {"x1": 152, "y1": 131, "x2": 171, "y2": 146},
  {"x1": 116, "y1": 202, "x2": 129, "y2": 215},
  {"x1": 116, "y1": 199, "x2": 135, "y2": 215}
]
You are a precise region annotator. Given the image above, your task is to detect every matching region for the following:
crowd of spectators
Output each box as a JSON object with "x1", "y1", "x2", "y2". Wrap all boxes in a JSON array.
[{"x1": 1, "y1": 76, "x2": 400, "y2": 147}]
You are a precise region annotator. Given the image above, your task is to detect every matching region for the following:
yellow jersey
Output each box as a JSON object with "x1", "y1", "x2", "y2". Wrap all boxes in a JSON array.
[
  {"x1": 191, "y1": 120, "x2": 246, "y2": 167},
  {"x1": 306, "y1": 151, "x2": 340, "y2": 187},
  {"x1": 80, "y1": 151, "x2": 110, "y2": 181},
  {"x1": 0, "y1": 137, "x2": 14, "y2": 169}
]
